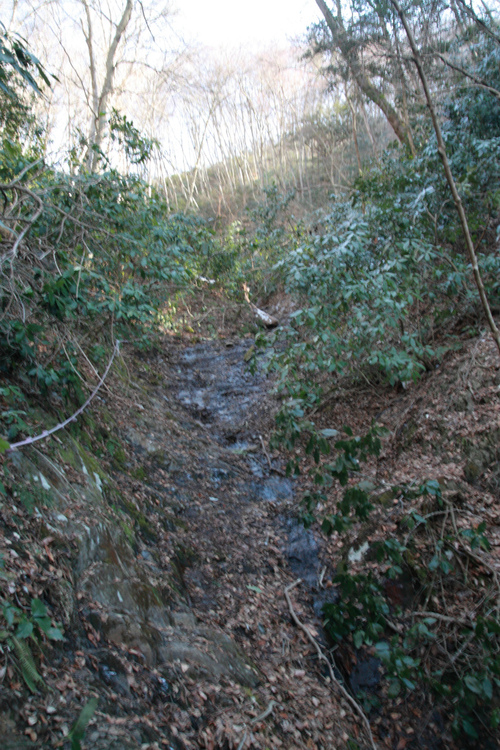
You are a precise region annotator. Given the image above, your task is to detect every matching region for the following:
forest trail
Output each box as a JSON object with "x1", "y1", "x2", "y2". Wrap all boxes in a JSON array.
[
  {"x1": 3, "y1": 324, "x2": 500, "y2": 749},
  {"x1": 1, "y1": 332, "x2": 364, "y2": 750},
  {"x1": 113, "y1": 335, "x2": 352, "y2": 749}
]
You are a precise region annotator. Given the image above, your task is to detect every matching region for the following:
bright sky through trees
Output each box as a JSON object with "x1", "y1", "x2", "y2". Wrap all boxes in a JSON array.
[{"x1": 175, "y1": 0, "x2": 321, "y2": 49}]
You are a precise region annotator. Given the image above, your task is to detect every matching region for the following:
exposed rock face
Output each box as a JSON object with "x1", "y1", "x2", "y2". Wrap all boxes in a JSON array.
[
  {"x1": 76, "y1": 524, "x2": 259, "y2": 684},
  {"x1": 2, "y1": 337, "x2": 355, "y2": 749},
  {"x1": 6, "y1": 342, "x2": 273, "y2": 708},
  {"x1": 463, "y1": 428, "x2": 500, "y2": 491}
]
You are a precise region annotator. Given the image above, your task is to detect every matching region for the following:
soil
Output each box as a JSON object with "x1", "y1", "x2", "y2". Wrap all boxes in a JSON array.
[{"x1": 0, "y1": 299, "x2": 499, "y2": 750}]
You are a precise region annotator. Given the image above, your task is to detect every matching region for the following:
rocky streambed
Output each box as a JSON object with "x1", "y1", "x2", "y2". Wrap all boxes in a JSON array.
[{"x1": 3, "y1": 336, "x2": 354, "y2": 750}]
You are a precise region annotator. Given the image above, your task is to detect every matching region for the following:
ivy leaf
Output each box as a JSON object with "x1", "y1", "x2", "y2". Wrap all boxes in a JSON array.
[
  {"x1": 482, "y1": 677, "x2": 493, "y2": 700},
  {"x1": 31, "y1": 598, "x2": 47, "y2": 619},
  {"x1": 320, "y1": 429, "x2": 339, "y2": 438},
  {"x1": 353, "y1": 630, "x2": 364, "y2": 649},
  {"x1": 462, "y1": 719, "x2": 478, "y2": 738},
  {"x1": 464, "y1": 675, "x2": 482, "y2": 695},
  {"x1": 387, "y1": 679, "x2": 401, "y2": 698},
  {"x1": 16, "y1": 619, "x2": 33, "y2": 639},
  {"x1": 46, "y1": 626, "x2": 64, "y2": 641},
  {"x1": 3, "y1": 603, "x2": 19, "y2": 626},
  {"x1": 35, "y1": 616, "x2": 53, "y2": 635}
]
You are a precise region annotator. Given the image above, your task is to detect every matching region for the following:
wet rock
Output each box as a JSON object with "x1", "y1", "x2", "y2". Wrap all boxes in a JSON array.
[
  {"x1": 462, "y1": 428, "x2": 500, "y2": 490},
  {"x1": 171, "y1": 610, "x2": 196, "y2": 629},
  {"x1": 101, "y1": 612, "x2": 162, "y2": 666},
  {"x1": 152, "y1": 674, "x2": 170, "y2": 699},
  {"x1": 157, "y1": 626, "x2": 260, "y2": 687},
  {"x1": 79, "y1": 562, "x2": 170, "y2": 628},
  {"x1": 96, "y1": 652, "x2": 131, "y2": 697},
  {"x1": 243, "y1": 476, "x2": 293, "y2": 503},
  {"x1": 464, "y1": 458, "x2": 482, "y2": 484},
  {"x1": 126, "y1": 427, "x2": 165, "y2": 456},
  {"x1": 349, "y1": 654, "x2": 382, "y2": 694},
  {"x1": 286, "y1": 519, "x2": 320, "y2": 589},
  {"x1": 173, "y1": 341, "x2": 268, "y2": 441},
  {"x1": 48, "y1": 577, "x2": 75, "y2": 625},
  {"x1": 9, "y1": 441, "x2": 106, "y2": 508}
]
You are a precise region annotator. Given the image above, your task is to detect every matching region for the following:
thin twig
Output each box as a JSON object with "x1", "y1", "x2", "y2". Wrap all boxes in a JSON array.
[
  {"x1": 284, "y1": 579, "x2": 377, "y2": 750},
  {"x1": 412, "y1": 611, "x2": 473, "y2": 627},
  {"x1": 259, "y1": 434, "x2": 272, "y2": 470},
  {"x1": 6, "y1": 340, "x2": 121, "y2": 453},
  {"x1": 250, "y1": 700, "x2": 276, "y2": 725},
  {"x1": 0, "y1": 184, "x2": 44, "y2": 263}
]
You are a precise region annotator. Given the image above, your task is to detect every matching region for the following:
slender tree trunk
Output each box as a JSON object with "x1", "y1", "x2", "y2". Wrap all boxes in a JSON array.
[
  {"x1": 315, "y1": 0, "x2": 413, "y2": 151},
  {"x1": 345, "y1": 86, "x2": 362, "y2": 175},
  {"x1": 393, "y1": 21, "x2": 416, "y2": 156},
  {"x1": 360, "y1": 100, "x2": 379, "y2": 162},
  {"x1": 83, "y1": 0, "x2": 134, "y2": 171},
  {"x1": 390, "y1": 0, "x2": 500, "y2": 357}
]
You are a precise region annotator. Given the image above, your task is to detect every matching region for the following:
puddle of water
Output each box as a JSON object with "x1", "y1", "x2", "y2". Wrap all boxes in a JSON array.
[
  {"x1": 174, "y1": 341, "x2": 268, "y2": 441},
  {"x1": 247, "y1": 458, "x2": 264, "y2": 478},
  {"x1": 242, "y1": 476, "x2": 293, "y2": 504},
  {"x1": 259, "y1": 476, "x2": 293, "y2": 502}
]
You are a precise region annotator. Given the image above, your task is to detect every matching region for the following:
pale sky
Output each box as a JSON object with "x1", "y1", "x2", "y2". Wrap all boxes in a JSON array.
[{"x1": 175, "y1": 0, "x2": 322, "y2": 49}]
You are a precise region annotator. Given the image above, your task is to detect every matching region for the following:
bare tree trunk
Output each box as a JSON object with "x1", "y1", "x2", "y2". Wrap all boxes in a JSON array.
[
  {"x1": 360, "y1": 100, "x2": 379, "y2": 162},
  {"x1": 390, "y1": 0, "x2": 500, "y2": 358},
  {"x1": 345, "y1": 86, "x2": 362, "y2": 175},
  {"x1": 82, "y1": 0, "x2": 99, "y2": 160},
  {"x1": 393, "y1": 20, "x2": 417, "y2": 157},
  {"x1": 315, "y1": 0, "x2": 413, "y2": 151},
  {"x1": 82, "y1": 0, "x2": 134, "y2": 171}
]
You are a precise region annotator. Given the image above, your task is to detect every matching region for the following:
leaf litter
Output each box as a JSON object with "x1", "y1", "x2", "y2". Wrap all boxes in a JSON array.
[{"x1": 0, "y1": 310, "x2": 499, "y2": 749}]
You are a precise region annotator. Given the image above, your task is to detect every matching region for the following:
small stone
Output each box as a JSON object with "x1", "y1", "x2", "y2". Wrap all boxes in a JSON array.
[{"x1": 464, "y1": 459, "x2": 482, "y2": 483}]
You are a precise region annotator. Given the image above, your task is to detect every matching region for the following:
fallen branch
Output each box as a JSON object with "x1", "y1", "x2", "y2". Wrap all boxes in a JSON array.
[
  {"x1": 284, "y1": 579, "x2": 377, "y2": 750},
  {"x1": 411, "y1": 610, "x2": 473, "y2": 627},
  {"x1": 250, "y1": 700, "x2": 276, "y2": 725},
  {"x1": 242, "y1": 283, "x2": 278, "y2": 329},
  {"x1": 6, "y1": 339, "x2": 121, "y2": 453},
  {"x1": 259, "y1": 434, "x2": 272, "y2": 470}
]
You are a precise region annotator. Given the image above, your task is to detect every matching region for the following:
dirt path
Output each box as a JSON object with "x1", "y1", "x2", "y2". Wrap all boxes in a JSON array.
[
  {"x1": 3, "y1": 318, "x2": 500, "y2": 749},
  {"x1": 120, "y1": 336, "x2": 360, "y2": 749},
  {"x1": 4, "y1": 332, "x2": 367, "y2": 750},
  {"x1": 4, "y1": 319, "x2": 500, "y2": 750}
]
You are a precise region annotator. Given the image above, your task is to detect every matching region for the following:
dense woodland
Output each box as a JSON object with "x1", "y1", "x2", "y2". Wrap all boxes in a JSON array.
[{"x1": 1, "y1": 1, "x2": 500, "y2": 748}]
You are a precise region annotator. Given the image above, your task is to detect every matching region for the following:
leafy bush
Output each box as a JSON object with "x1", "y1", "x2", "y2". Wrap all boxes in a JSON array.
[
  {"x1": 204, "y1": 183, "x2": 297, "y2": 300},
  {"x1": 282, "y1": 420, "x2": 500, "y2": 740},
  {"x1": 0, "y1": 153, "x2": 218, "y2": 398}
]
